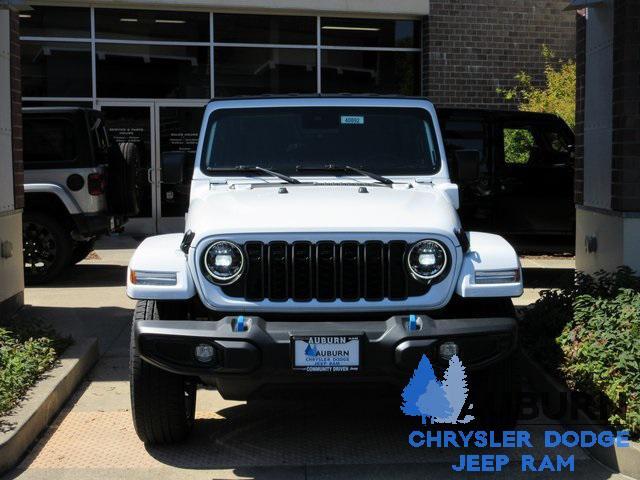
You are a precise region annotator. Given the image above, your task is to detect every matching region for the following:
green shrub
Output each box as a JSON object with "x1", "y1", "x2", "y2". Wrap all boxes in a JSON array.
[
  {"x1": 520, "y1": 267, "x2": 640, "y2": 436},
  {"x1": 0, "y1": 318, "x2": 71, "y2": 417}
]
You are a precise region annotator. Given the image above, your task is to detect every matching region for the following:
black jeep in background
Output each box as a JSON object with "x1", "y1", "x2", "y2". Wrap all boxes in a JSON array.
[
  {"x1": 23, "y1": 107, "x2": 138, "y2": 284},
  {"x1": 439, "y1": 108, "x2": 575, "y2": 252}
]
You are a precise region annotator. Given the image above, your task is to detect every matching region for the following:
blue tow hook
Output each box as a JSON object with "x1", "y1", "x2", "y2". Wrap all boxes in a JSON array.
[
  {"x1": 408, "y1": 314, "x2": 418, "y2": 331},
  {"x1": 235, "y1": 315, "x2": 246, "y2": 332}
]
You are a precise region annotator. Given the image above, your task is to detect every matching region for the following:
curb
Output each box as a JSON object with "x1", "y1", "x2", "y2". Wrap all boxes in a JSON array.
[
  {"x1": 0, "y1": 337, "x2": 99, "y2": 474},
  {"x1": 521, "y1": 351, "x2": 640, "y2": 479}
]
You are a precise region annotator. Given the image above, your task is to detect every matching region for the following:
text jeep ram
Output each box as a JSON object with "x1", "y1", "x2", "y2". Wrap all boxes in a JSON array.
[{"x1": 126, "y1": 96, "x2": 524, "y2": 444}]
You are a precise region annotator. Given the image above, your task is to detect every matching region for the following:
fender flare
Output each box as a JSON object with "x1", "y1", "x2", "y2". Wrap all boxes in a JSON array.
[
  {"x1": 127, "y1": 234, "x2": 196, "y2": 300},
  {"x1": 24, "y1": 183, "x2": 81, "y2": 215},
  {"x1": 456, "y1": 231, "x2": 523, "y2": 298}
]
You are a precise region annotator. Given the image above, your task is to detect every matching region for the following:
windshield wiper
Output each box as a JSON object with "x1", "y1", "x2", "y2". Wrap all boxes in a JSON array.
[
  {"x1": 296, "y1": 164, "x2": 393, "y2": 185},
  {"x1": 207, "y1": 165, "x2": 300, "y2": 184}
]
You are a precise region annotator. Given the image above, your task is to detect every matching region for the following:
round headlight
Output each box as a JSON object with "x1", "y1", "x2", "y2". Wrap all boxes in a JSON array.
[
  {"x1": 407, "y1": 240, "x2": 448, "y2": 281},
  {"x1": 203, "y1": 241, "x2": 244, "y2": 284}
]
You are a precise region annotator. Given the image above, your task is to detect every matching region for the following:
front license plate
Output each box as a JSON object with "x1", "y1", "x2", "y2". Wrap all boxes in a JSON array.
[{"x1": 292, "y1": 335, "x2": 360, "y2": 372}]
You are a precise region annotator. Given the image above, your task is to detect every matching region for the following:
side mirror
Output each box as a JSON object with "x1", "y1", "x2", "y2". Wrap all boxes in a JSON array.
[
  {"x1": 454, "y1": 149, "x2": 480, "y2": 183},
  {"x1": 161, "y1": 151, "x2": 187, "y2": 184}
]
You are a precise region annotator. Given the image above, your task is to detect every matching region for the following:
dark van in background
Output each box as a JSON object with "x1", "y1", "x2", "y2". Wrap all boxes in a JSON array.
[
  {"x1": 439, "y1": 108, "x2": 575, "y2": 251},
  {"x1": 23, "y1": 107, "x2": 138, "y2": 283}
]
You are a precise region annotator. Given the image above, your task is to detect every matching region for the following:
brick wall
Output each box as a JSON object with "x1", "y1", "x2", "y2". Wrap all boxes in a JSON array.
[
  {"x1": 10, "y1": 9, "x2": 22, "y2": 210},
  {"x1": 424, "y1": 0, "x2": 576, "y2": 109},
  {"x1": 574, "y1": 10, "x2": 586, "y2": 205},
  {"x1": 611, "y1": 0, "x2": 640, "y2": 212}
]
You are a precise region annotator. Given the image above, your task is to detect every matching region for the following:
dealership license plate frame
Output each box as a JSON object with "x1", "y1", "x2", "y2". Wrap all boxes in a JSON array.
[{"x1": 291, "y1": 335, "x2": 361, "y2": 373}]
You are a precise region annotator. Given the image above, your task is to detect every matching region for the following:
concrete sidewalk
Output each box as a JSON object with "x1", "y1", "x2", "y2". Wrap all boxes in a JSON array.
[{"x1": 8, "y1": 237, "x2": 624, "y2": 480}]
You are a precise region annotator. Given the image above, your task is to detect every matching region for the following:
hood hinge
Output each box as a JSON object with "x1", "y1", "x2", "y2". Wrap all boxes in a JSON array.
[{"x1": 180, "y1": 230, "x2": 195, "y2": 254}]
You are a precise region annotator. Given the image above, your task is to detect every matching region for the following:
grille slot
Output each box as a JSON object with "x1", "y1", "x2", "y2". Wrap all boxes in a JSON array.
[
  {"x1": 222, "y1": 240, "x2": 430, "y2": 302},
  {"x1": 292, "y1": 242, "x2": 313, "y2": 301},
  {"x1": 267, "y1": 242, "x2": 288, "y2": 301},
  {"x1": 340, "y1": 241, "x2": 360, "y2": 301},
  {"x1": 316, "y1": 241, "x2": 337, "y2": 301},
  {"x1": 388, "y1": 240, "x2": 409, "y2": 300},
  {"x1": 363, "y1": 241, "x2": 385, "y2": 300},
  {"x1": 244, "y1": 242, "x2": 264, "y2": 301}
]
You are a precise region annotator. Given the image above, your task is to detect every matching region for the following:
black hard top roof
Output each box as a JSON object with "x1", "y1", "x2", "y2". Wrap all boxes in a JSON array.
[{"x1": 207, "y1": 93, "x2": 433, "y2": 103}]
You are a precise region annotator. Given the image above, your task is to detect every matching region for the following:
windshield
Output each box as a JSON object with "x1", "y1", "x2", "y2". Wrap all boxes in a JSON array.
[{"x1": 201, "y1": 107, "x2": 441, "y2": 176}]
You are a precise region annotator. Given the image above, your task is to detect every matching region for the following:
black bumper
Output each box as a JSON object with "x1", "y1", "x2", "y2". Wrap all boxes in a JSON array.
[
  {"x1": 135, "y1": 314, "x2": 517, "y2": 400},
  {"x1": 71, "y1": 213, "x2": 126, "y2": 236}
]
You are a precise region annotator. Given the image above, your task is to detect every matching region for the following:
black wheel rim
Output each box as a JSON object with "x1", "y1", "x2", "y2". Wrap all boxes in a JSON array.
[{"x1": 23, "y1": 221, "x2": 58, "y2": 278}]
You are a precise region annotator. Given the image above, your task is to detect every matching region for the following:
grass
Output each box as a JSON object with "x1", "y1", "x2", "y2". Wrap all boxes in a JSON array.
[{"x1": 0, "y1": 316, "x2": 72, "y2": 417}]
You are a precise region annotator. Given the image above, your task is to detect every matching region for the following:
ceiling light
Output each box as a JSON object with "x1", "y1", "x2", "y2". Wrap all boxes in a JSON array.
[
  {"x1": 322, "y1": 26, "x2": 380, "y2": 32},
  {"x1": 19, "y1": 13, "x2": 31, "y2": 18},
  {"x1": 120, "y1": 18, "x2": 138, "y2": 22},
  {"x1": 155, "y1": 19, "x2": 186, "y2": 24}
]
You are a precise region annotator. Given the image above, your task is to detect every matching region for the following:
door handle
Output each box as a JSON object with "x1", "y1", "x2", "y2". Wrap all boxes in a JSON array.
[{"x1": 147, "y1": 168, "x2": 154, "y2": 184}]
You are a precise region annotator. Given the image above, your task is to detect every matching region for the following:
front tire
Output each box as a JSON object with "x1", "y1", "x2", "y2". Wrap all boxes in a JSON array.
[
  {"x1": 472, "y1": 353, "x2": 521, "y2": 427},
  {"x1": 130, "y1": 300, "x2": 196, "y2": 444}
]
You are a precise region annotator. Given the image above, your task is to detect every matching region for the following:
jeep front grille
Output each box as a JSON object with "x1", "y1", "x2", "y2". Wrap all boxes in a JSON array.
[{"x1": 220, "y1": 241, "x2": 429, "y2": 302}]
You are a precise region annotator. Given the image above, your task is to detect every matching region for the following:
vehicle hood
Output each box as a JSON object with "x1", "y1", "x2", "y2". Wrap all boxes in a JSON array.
[{"x1": 187, "y1": 182, "x2": 461, "y2": 239}]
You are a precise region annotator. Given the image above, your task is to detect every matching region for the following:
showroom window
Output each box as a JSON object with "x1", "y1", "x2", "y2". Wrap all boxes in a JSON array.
[
  {"x1": 21, "y1": 40, "x2": 93, "y2": 98},
  {"x1": 319, "y1": 17, "x2": 421, "y2": 95},
  {"x1": 94, "y1": 9, "x2": 211, "y2": 99},
  {"x1": 20, "y1": 6, "x2": 92, "y2": 99},
  {"x1": 20, "y1": 8, "x2": 421, "y2": 102},
  {"x1": 213, "y1": 14, "x2": 318, "y2": 97},
  {"x1": 214, "y1": 47, "x2": 317, "y2": 97},
  {"x1": 95, "y1": 44, "x2": 210, "y2": 98},
  {"x1": 320, "y1": 17, "x2": 420, "y2": 48},
  {"x1": 321, "y1": 50, "x2": 419, "y2": 95},
  {"x1": 20, "y1": 6, "x2": 90, "y2": 38},
  {"x1": 214, "y1": 14, "x2": 316, "y2": 45},
  {"x1": 95, "y1": 9, "x2": 210, "y2": 42}
]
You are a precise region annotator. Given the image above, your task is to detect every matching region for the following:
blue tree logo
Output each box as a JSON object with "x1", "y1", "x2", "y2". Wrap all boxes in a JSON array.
[
  {"x1": 401, "y1": 354, "x2": 474, "y2": 424},
  {"x1": 305, "y1": 342, "x2": 318, "y2": 356}
]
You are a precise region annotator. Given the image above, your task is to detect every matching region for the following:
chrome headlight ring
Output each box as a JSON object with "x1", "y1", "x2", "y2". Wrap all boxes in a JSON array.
[
  {"x1": 202, "y1": 240, "x2": 245, "y2": 285},
  {"x1": 407, "y1": 239, "x2": 448, "y2": 282}
]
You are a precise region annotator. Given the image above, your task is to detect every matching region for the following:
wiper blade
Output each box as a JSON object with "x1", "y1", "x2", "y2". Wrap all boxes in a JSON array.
[
  {"x1": 207, "y1": 165, "x2": 300, "y2": 184},
  {"x1": 296, "y1": 164, "x2": 393, "y2": 185}
]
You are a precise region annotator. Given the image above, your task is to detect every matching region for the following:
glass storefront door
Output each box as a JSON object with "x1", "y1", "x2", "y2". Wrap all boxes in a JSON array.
[
  {"x1": 97, "y1": 100, "x2": 205, "y2": 235},
  {"x1": 99, "y1": 102, "x2": 155, "y2": 234}
]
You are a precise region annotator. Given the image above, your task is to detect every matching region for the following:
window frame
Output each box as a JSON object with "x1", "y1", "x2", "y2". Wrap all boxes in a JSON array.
[{"x1": 20, "y1": 8, "x2": 422, "y2": 104}]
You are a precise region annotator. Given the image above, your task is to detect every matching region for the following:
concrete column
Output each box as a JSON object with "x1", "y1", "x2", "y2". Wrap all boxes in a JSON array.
[
  {"x1": 0, "y1": 2, "x2": 24, "y2": 319},
  {"x1": 575, "y1": 0, "x2": 640, "y2": 273}
]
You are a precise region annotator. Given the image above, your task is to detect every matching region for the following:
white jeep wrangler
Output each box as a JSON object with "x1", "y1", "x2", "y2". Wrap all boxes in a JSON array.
[{"x1": 126, "y1": 96, "x2": 523, "y2": 444}]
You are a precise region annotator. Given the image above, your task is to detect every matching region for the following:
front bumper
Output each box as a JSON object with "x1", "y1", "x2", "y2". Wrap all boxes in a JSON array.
[{"x1": 135, "y1": 314, "x2": 517, "y2": 400}]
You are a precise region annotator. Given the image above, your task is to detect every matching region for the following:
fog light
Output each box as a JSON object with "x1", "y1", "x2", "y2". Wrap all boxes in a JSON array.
[
  {"x1": 195, "y1": 343, "x2": 215, "y2": 363},
  {"x1": 439, "y1": 341, "x2": 459, "y2": 361}
]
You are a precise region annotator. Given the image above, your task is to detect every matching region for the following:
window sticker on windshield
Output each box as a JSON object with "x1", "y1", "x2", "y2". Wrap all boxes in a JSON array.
[{"x1": 341, "y1": 115, "x2": 364, "y2": 125}]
